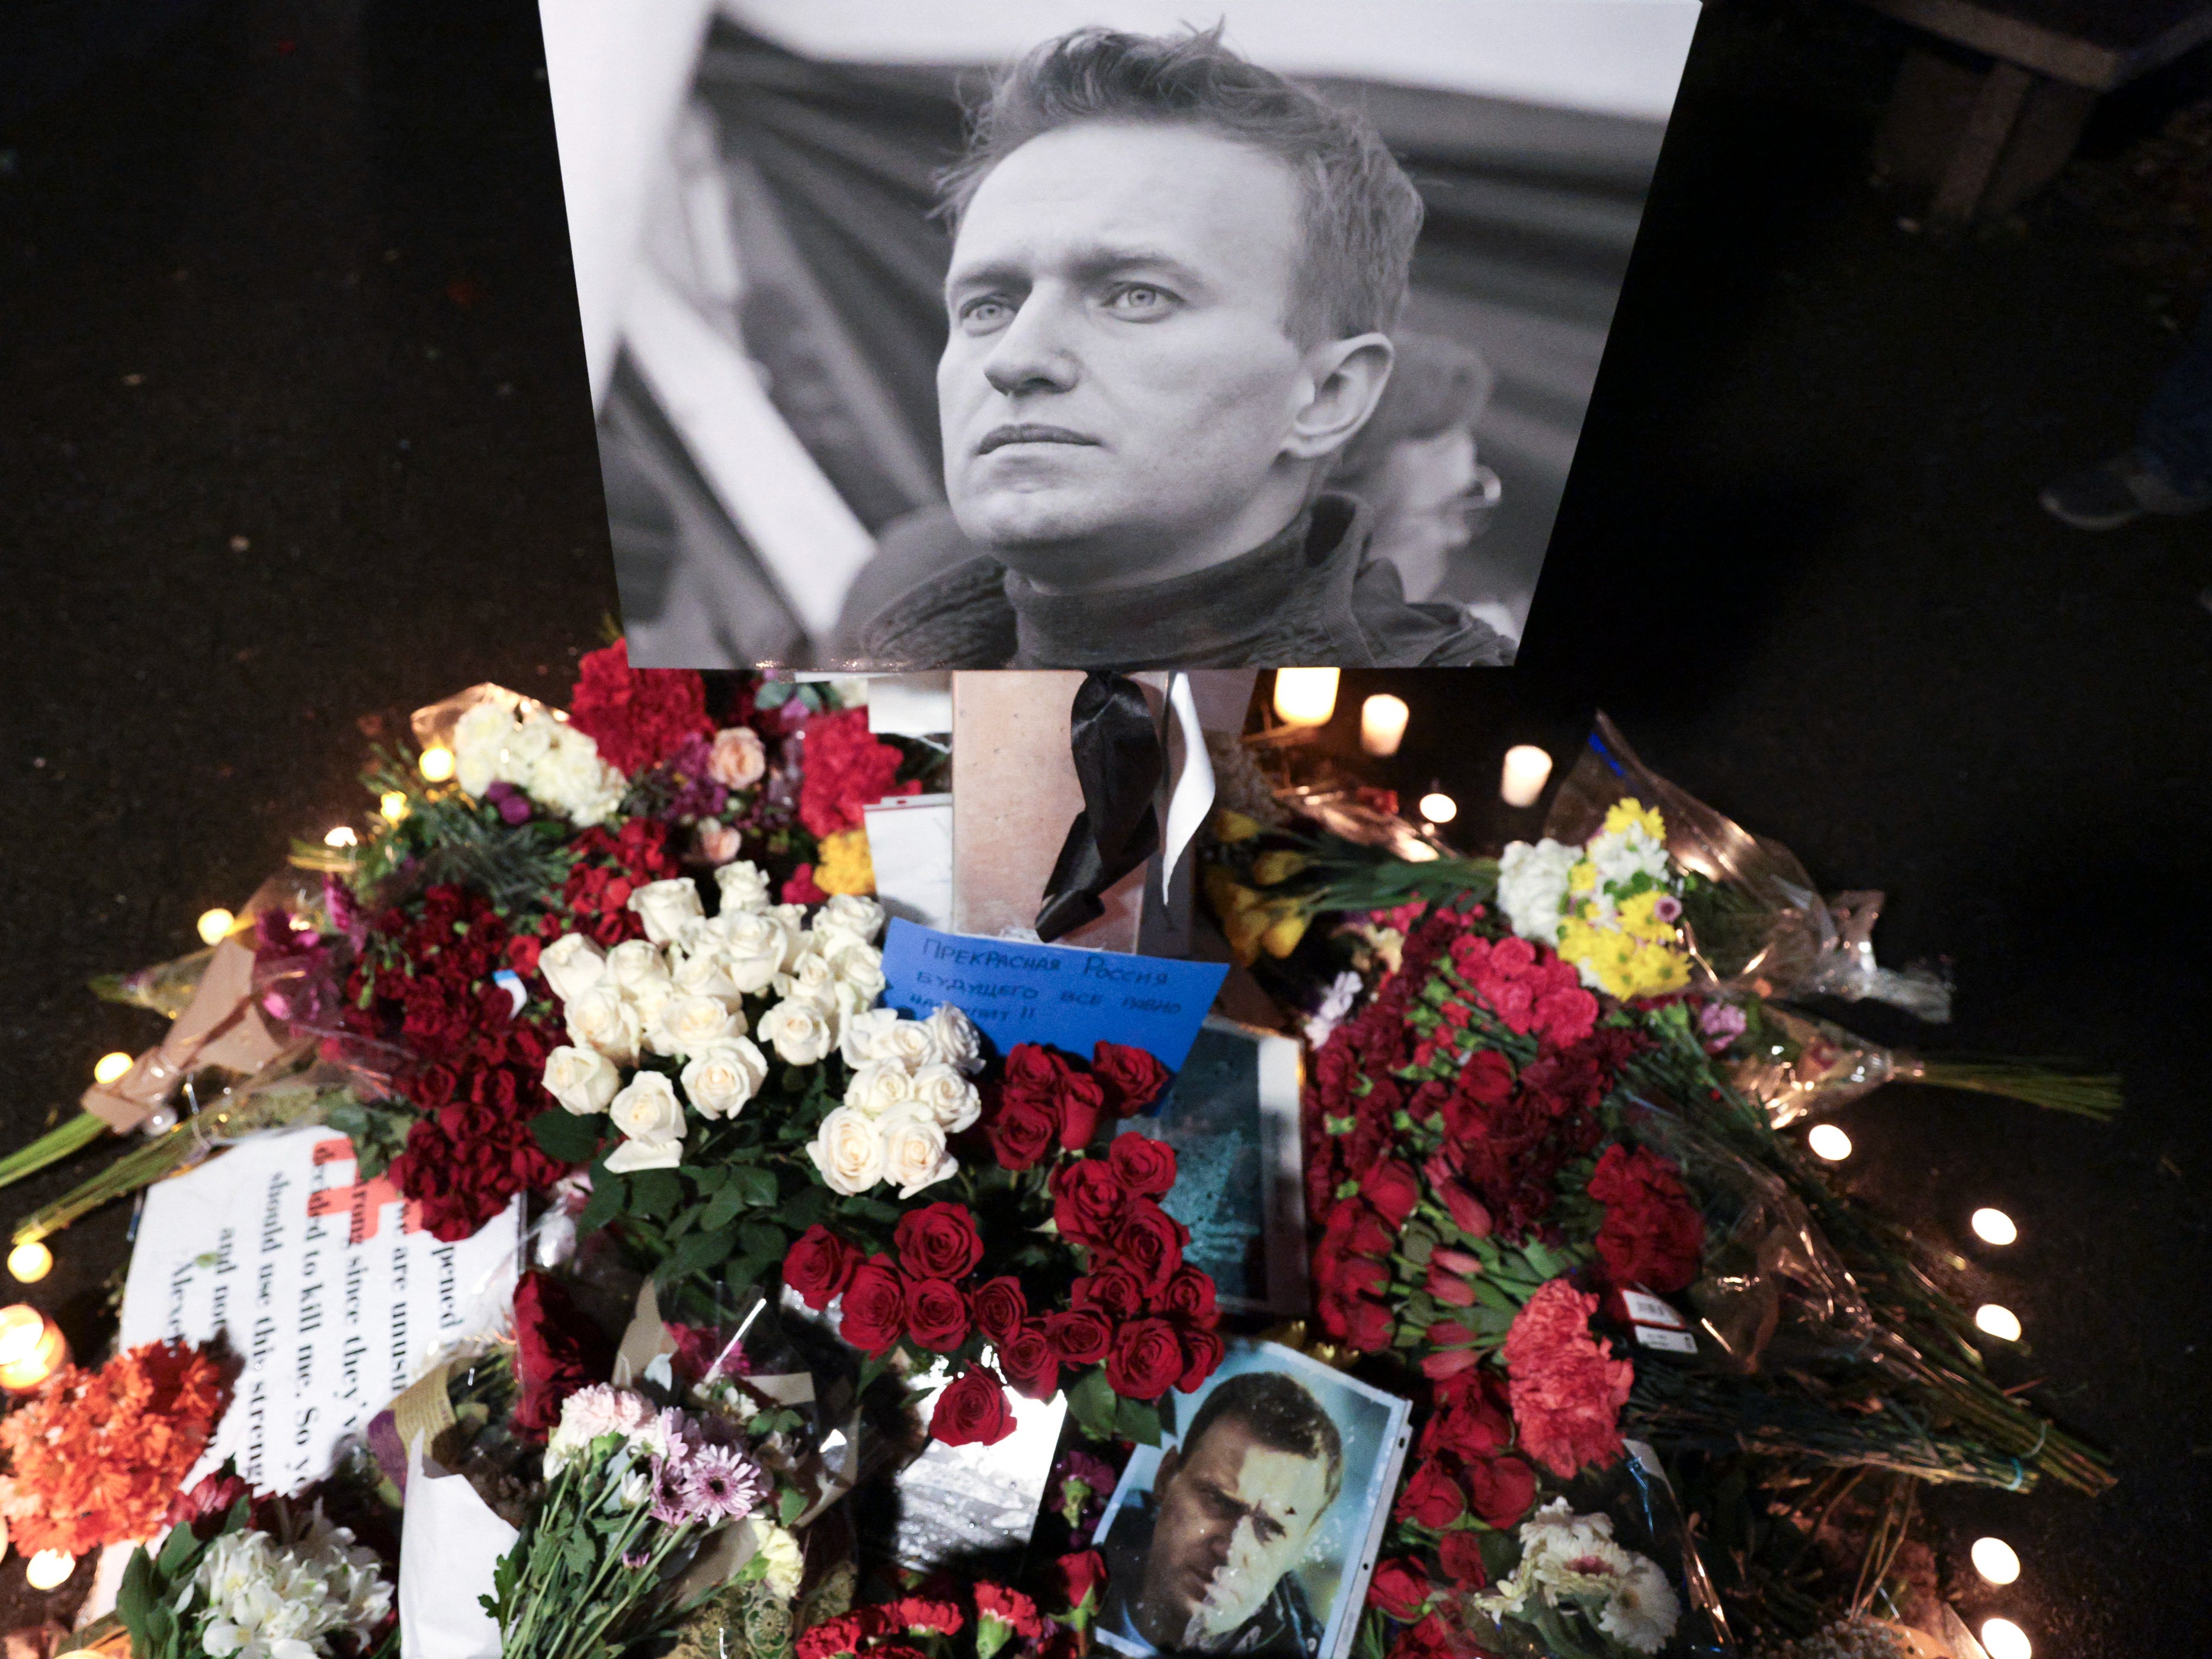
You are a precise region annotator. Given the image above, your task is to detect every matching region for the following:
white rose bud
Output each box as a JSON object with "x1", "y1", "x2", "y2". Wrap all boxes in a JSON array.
[
  {"x1": 537, "y1": 933, "x2": 607, "y2": 1007},
  {"x1": 880, "y1": 1105, "x2": 958, "y2": 1199},
  {"x1": 839, "y1": 1007, "x2": 901, "y2": 1069},
  {"x1": 707, "y1": 727, "x2": 768, "y2": 790},
  {"x1": 628, "y1": 878, "x2": 706, "y2": 948},
  {"x1": 543, "y1": 1045, "x2": 620, "y2": 1115},
  {"x1": 700, "y1": 910, "x2": 788, "y2": 995},
  {"x1": 909, "y1": 1063, "x2": 982, "y2": 1134},
  {"x1": 806, "y1": 1105, "x2": 886, "y2": 1195},
  {"x1": 756, "y1": 999, "x2": 836, "y2": 1066},
  {"x1": 681, "y1": 1038, "x2": 769, "y2": 1120},
  {"x1": 826, "y1": 941, "x2": 887, "y2": 1006},
  {"x1": 922, "y1": 1005, "x2": 984, "y2": 1075},
  {"x1": 814, "y1": 893, "x2": 886, "y2": 948},
  {"x1": 565, "y1": 985, "x2": 642, "y2": 1067},
  {"x1": 604, "y1": 939, "x2": 671, "y2": 995},
  {"x1": 844, "y1": 1060, "x2": 916, "y2": 1119},
  {"x1": 608, "y1": 1072, "x2": 687, "y2": 1148},
  {"x1": 714, "y1": 859, "x2": 774, "y2": 914},
  {"x1": 649, "y1": 992, "x2": 746, "y2": 1060},
  {"x1": 774, "y1": 950, "x2": 841, "y2": 1012}
]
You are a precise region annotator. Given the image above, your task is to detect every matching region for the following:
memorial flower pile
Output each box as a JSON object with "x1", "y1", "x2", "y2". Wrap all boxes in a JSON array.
[{"x1": 0, "y1": 1339, "x2": 232, "y2": 1558}]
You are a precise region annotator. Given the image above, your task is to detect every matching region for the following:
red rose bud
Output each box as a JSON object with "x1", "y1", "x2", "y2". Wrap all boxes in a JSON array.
[
  {"x1": 1107, "y1": 1133, "x2": 1178, "y2": 1197},
  {"x1": 1176, "y1": 1325, "x2": 1224, "y2": 1392},
  {"x1": 1001, "y1": 1324, "x2": 1061, "y2": 1401},
  {"x1": 971, "y1": 1276, "x2": 1029, "y2": 1349},
  {"x1": 1437, "y1": 1530, "x2": 1490, "y2": 1589},
  {"x1": 1466, "y1": 1453, "x2": 1537, "y2": 1530},
  {"x1": 1366, "y1": 1557, "x2": 1435, "y2": 1621},
  {"x1": 1392, "y1": 1458, "x2": 1467, "y2": 1529},
  {"x1": 987, "y1": 1095, "x2": 1059, "y2": 1172},
  {"x1": 931, "y1": 1365, "x2": 1016, "y2": 1447},
  {"x1": 903, "y1": 1278, "x2": 972, "y2": 1352},
  {"x1": 1092, "y1": 1040, "x2": 1172, "y2": 1115},
  {"x1": 783, "y1": 1225, "x2": 860, "y2": 1312},
  {"x1": 1343, "y1": 1297, "x2": 1394, "y2": 1353},
  {"x1": 894, "y1": 1202, "x2": 985, "y2": 1282},
  {"x1": 1055, "y1": 1551, "x2": 1108, "y2": 1626},
  {"x1": 1425, "y1": 1265, "x2": 1477, "y2": 1307},
  {"x1": 1419, "y1": 1348, "x2": 1479, "y2": 1380},
  {"x1": 837, "y1": 1256, "x2": 907, "y2": 1357},
  {"x1": 1431, "y1": 1247, "x2": 1482, "y2": 1276},
  {"x1": 1437, "y1": 1181, "x2": 1495, "y2": 1240},
  {"x1": 1044, "y1": 1306, "x2": 1114, "y2": 1366},
  {"x1": 1056, "y1": 1072, "x2": 1108, "y2": 1151},
  {"x1": 1361, "y1": 1159, "x2": 1422, "y2": 1230},
  {"x1": 1426, "y1": 1320, "x2": 1479, "y2": 1348},
  {"x1": 1105, "y1": 1317, "x2": 1185, "y2": 1401},
  {"x1": 1159, "y1": 1265, "x2": 1219, "y2": 1328}
]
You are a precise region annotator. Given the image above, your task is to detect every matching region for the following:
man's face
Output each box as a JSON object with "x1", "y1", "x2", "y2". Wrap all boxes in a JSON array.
[
  {"x1": 938, "y1": 120, "x2": 1317, "y2": 591},
  {"x1": 1134, "y1": 1417, "x2": 1332, "y2": 1652}
]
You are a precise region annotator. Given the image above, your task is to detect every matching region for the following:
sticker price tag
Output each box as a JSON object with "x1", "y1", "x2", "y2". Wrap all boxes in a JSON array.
[
  {"x1": 1634, "y1": 1326, "x2": 1699, "y2": 1355},
  {"x1": 1621, "y1": 1288, "x2": 1687, "y2": 1330}
]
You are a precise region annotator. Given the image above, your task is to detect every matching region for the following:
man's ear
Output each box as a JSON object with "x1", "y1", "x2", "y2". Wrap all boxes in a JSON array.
[
  {"x1": 1155, "y1": 1448, "x2": 1182, "y2": 1493},
  {"x1": 1281, "y1": 333, "x2": 1395, "y2": 463}
]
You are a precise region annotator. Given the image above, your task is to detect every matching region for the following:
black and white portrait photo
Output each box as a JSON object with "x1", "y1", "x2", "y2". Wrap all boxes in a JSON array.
[
  {"x1": 1094, "y1": 1343, "x2": 1412, "y2": 1659},
  {"x1": 538, "y1": 1, "x2": 1700, "y2": 672}
]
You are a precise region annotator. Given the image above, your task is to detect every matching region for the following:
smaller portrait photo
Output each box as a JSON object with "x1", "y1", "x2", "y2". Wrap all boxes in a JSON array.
[
  {"x1": 1113, "y1": 1018, "x2": 1308, "y2": 1318},
  {"x1": 1094, "y1": 1341, "x2": 1413, "y2": 1659}
]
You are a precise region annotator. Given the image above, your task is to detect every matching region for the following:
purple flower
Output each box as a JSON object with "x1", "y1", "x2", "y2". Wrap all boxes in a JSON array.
[
  {"x1": 1698, "y1": 1000, "x2": 1748, "y2": 1052},
  {"x1": 1653, "y1": 894, "x2": 1683, "y2": 923},
  {"x1": 681, "y1": 1446, "x2": 771, "y2": 1523},
  {"x1": 647, "y1": 1455, "x2": 698, "y2": 1527},
  {"x1": 622, "y1": 1549, "x2": 652, "y2": 1570},
  {"x1": 484, "y1": 781, "x2": 534, "y2": 824}
]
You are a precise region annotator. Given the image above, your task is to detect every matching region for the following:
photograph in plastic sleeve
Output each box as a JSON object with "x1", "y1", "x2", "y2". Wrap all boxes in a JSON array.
[
  {"x1": 539, "y1": 1, "x2": 1701, "y2": 670},
  {"x1": 1093, "y1": 1340, "x2": 1412, "y2": 1659},
  {"x1": 1112, "y1": 1016, "x2": 1309, "y2": 1318}
]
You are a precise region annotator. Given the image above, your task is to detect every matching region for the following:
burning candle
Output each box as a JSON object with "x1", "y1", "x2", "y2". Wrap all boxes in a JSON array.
[
  {"x1": 1359, "y1": 695, "x2": 1409, "y2": 756},
  {"x1": 92, "y1": 1051, "x2": 133, "y2": 1086},
  {"x1": 195, "y1": 907, "x2": 235, "y2": 945},
  {"x1": 1418, "y1": 791, "x2": 1458, "y2": 825},
  {"x1": 0, "y1": 1306, "x2": 66, "y2": 1391},
  {"x1": 1499, "y1": 745, "x2": 1553, "y2": 807},
  {"x1": 418, "y1": 745, "x2": 456, "y2": 782},
  {"x1": 1272, "y1": 668, "x2": 1339, "y2": 727},
  {"x1": 24, "y1": 1551, "x2": 75, "y2": 1591},
  {"x1": 6, "y1": 1242, "x2": 52, "y2": 1285}
]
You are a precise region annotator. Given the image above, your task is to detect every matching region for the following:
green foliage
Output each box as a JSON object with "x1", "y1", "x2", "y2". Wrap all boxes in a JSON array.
[{"x1": 329, "y1": 1099, "x2": 416, "y2": 1178}]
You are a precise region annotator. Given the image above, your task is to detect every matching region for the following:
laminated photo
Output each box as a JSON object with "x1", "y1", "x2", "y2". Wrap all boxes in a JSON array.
[
  {"x1": 541, "y1": 1, "x2": 1701, "y2": 670},
  {"x1": 1093, "y1": 1340, "x2": 1413, "y2": 1659}
]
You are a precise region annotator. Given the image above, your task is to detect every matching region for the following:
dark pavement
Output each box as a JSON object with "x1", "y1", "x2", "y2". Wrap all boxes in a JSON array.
[{"x1": 1, "y1": 0, "x2": 2204, "y2": 1649}]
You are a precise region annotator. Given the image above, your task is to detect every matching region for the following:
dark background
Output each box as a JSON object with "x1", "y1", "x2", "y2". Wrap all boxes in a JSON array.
[{"x1": 1, "y1": 0, "x2": 2205, "y2": 1649}]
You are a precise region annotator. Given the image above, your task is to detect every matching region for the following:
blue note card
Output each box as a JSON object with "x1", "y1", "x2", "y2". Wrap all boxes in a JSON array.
[{"x1": 879, "y1": 919, "x2": 1228, "y2": 1072}]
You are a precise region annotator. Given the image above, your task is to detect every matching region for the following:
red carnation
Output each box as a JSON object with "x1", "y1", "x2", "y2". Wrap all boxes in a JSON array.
[
  {"x1": 1105, "y1": 1317, "x2": 1184, "y2": 1401},
  {"x1": 895, "y1": 1202, "x2": 986, "y2": 1282},
  {"x1": 1502, "y1": 1278, "x2": 1634, "y2": 1479},
  {"x1": 931, "y1": 1365, "x2": 1015, "y2": 1447},
  {"x1": 1368, "y1": 1558, "x2": 1434, "y2": 1621},
  {"x1": 784, "y1": 1225, "x2": 860, "y2": 1311},
  {"x1": 1588, "y1": 1143, "x2": 1706, "y2": 1294},
  {"x1": 565, "y1": 639, "x2": 715, "y2": 777},
  {"x1": 904, "y1": 1278, "x2": 972, "y2": 1352},
  {"x1": 1092, "y1": 1041, "x2": 1172, "y2": 1115},
  {"x1": 1107, "y1": 1134, "x2": 1178, "y2": 1197},
  {"x1": 976, "y1": 1584, "x2": 1048, "y2": 1642},
  {"x1": 838, "y1": 1256, "x2": 907, "y2": 1357},
  {"x1": 799, "y1": 707, "x2": 921, "y2": 837}
]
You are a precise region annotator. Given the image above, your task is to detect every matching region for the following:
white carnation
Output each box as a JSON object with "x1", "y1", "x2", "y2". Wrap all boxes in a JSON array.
[
  {"x1": 713, "y1": 859, "x2": 773, "y2": 914},
  {"x1": 531, "y1": 724, "x2": 626, "y2": 826},
  {"x1": 543, "y1": 1045, "x2": 620, "y2": 1115},
  {"x1": 741, "y1": 1517, "x2": 804, "y2": 1600},
  {"x1": 193, "y1": 1512, "x2": 392, "y2": 1659},
  {"x1": 757, "y1": 999, "x2": 836, "y2": 1066},
  {"x1": 629, "y1": 878, "x2": 706, "y2": 948},
  {"x1": 537, "y1": 932, "x2": 607, "y2": 1006},
  {"x1": 1497, "y1": 838, "x2": 1579, "y2": 945},
  {"x1": 806, "y1": 1105, "x2": 886, "y2": 1195},
  {"x1": 681, "y1": 1039, "x2": 769, "y2": 1120}
]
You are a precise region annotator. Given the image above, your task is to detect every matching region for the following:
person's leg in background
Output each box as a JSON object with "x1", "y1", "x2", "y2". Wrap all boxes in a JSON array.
[{"x1": 2041, "y1": 297, "x2": 2212, "y2": 530}]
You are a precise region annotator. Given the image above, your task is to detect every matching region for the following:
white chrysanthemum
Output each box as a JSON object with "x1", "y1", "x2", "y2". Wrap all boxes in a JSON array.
[
  {"x1": 1595, "y1": 1555, "x2": 1680, "y2": 1655},
  {"x1": 742, "y1": 1518, "x2": 804, "y2": 1601},
  {"x1": 1497, "y1": 838, "x2": 1578, "y2": 945},
  {"x1": 192, "y1": 1512, "x2": 391, "y2": 1659},
  {"x1": 530, "y1": 722, "x2": 627, "y2": 826},
  {"x1": 1588, "y1": 820, "x2": 1671, "y2": 895}
]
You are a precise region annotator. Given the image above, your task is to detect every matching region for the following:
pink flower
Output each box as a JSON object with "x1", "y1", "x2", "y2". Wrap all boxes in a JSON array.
[
  {"x1": 697, "y1": 822, "x2": 742, "y2": 864},
  {"x1": 707, "y1": 727, "x2": 768, "y2": 789},
  {"x1": 682, "y1": 1445, "x2": 770, "y2": 1522},
  {"x1": 1501, "y1": 1278, "x2": 1633, "y2": 1479}
]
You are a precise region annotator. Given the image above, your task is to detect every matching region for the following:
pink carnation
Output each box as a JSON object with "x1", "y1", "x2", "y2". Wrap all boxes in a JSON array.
[{"x1": 1501, "y1": 1278, "x2": 1633, "y2": 1478}]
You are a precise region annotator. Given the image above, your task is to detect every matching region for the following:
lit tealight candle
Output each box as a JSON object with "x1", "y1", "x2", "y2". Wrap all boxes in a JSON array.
[
  {"x1": 418, "y1": 745, "x2": 456, "y2": 782},
  {"x1": 1419, "y1": 791, "x2": 1458, "y2": 825},
  {"x1": 0, "y1": 1306, "x2": 67, "y2": 1391},
  {"x1": 1272, "y1": 668, "x2": 1339, "y2": 727},
  {"x1": 92, "y1": 1051, "x2": 134, "y2": 1086},
  {"x1": 1979, "y1": 1618, "x2": 2031, "y2": 1659},
  {"x1": 7, "y1": 1242, "x2": 52, "y2": 1285},
  {"x1": 1500, "y1": 744, "x2": 1554, "y2": 808},
  {"x1": 379, "y1": 790, "x2": 411, "y2": 824},
  {"x1": 1807, "y1": 1123, "x2": 1852, "y2": 1161},
  {"x1": 24, "y1": 1550, "x2": 76, "y2": 1591},
  {"x1": 1360, "y1": 694, "x2": 1410, "y2": 757},
  {"x1": 1974, "y1": 1304, "x2": 2022, "y2": 1342},
  {"x1": 195, "y1": 907, "x2": 235, "y2": 945},
  {"x1": 323, "y1": 824, "x2": 359, "y2": 849},
  {"x1": 1970, "y1": 1536, "x2": 2021, "y2": 1586},
  {"x1": 1971, "y1": 1206, "x2": 2018, "y2": 1246}
]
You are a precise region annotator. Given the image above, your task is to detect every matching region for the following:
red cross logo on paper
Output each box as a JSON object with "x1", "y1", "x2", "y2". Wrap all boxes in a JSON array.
[{"x1": 305, "y1": 1135, "x2": 425, "y2": 1243}]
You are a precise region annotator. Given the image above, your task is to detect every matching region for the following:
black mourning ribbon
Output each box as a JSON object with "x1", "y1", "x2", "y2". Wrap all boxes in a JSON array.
[{"x1": 1034, "y1": 672, "x2": 1163, "y2": 943}]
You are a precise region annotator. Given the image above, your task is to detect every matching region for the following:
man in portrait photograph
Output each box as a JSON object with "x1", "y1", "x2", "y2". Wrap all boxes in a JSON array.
[
  {"x1": 1097, "y1": 1371, "x2": 1342, "y2": 1658},
  {"x1": 856, "y1": 25, "x2": 1513, "y2": 670}
]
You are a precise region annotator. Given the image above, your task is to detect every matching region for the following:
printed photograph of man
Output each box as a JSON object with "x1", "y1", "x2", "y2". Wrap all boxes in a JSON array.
[
  {"x1": 544, "y1": 2, "x2": 1698, "y2": 670},
  {"x1": 1098, "y1": 1371, "x2": 1343, "y2": 1658}
]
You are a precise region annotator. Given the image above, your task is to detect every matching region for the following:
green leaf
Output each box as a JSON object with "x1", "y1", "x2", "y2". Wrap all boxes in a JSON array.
[
  {"x1": 329, "y1": 1099, "x2": 415, "y2": 1179},
  {"x1": 738, "y1": 1221, "x2": 786, "y2": 1262},
  {"x1": 578, "y1": 1172, "x2": 626, "y2": 1233},
  {"x1": 1115, "y1": 1395, "x2": 1163, "y2": 1446},
  {"x1": 630, "y1": 1169, "x2": 683, "y2": 1221},
  {"x1": 530, "y1": 1107, "x2": 604, "y2": 1166},
  {"x1": 1067, "y1": 1368, "x2": 1117, "y2": 1440},
  {"x1": 699, "y1": 1183, "x2": 748, "y2": 1234},
  {"x1": 668, "y1": 1228, "x2": 734, "y2": 1279},
  {"x1": 847, "y1": 1197, "x2": 904, "y2": 1224},
  {"x1": 778, "y1": 1486, "x2": 808, "y2": 1525},
  {"x1": 781, "y1": 1186, "x2": 829, "y2": 1230},
  {"x1": 735, "y1": 1165, "x2": 780, "y2": 1208}
]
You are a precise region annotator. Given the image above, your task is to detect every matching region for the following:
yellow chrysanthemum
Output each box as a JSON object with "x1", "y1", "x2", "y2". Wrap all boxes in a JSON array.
[
  {"x1": 1568, "y1": 861, "x2": 1599, "y2": 893},
  {"x1": 814, "y1": 828, "x2": 876, "y2": 896},
  {"x1": 1602, "y1": 798, "x2": 1669, "y2": 842},
  {"x1": 1617, "y1": 889, "x2": 1678, "y2": 943}
]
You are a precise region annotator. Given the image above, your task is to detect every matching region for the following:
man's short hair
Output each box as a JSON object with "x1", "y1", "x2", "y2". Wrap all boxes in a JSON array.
[
  {"x1": 938, "y1": 26, "x2": 1425, "y2": 346},
  {"x1": 1179, "y1": 1371, "x2": 1345, "y2": 1507}
]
